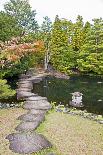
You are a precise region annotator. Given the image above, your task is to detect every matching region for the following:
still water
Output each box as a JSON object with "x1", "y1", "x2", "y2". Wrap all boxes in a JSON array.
[{"x1": 33, "y1": 75, "x2": 103, "y2": 115}]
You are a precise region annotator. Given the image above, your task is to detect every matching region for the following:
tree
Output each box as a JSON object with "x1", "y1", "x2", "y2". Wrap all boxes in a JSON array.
[
  {"x1": 72, "y1": 15, "x2": 84, "y2": 51},
  {"x1": 50, "y1": 15, "x2": 74, "y2": 73},
  {"x1": 4, "y1": 0, "x2": 39, "y2": 32},
  {"x1": 41, "y1": 16, "x2": 52, "y2": 48},
  {"x1": 77, "y1": 18, "x2": 103, "y2": 74},
  {"x1": 0, "y1": 11, "x2": 22, "y2": 42}
]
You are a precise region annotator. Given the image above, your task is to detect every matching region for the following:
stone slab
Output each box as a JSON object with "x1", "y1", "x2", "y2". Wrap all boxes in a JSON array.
[
  {"x1": 18, "y1": 113, "x2": 45, "y2": 122},
  {"x1": 26, "y1": 96, "x2": 47, "y2": 101},
  {"x1": 15, "y1": 121, "x2": 41, "y2": 131},
  {"x1": 23, "y1": 101, "x2": 51, "y2": 110},
  {"x1": 6, "y1": 132, "x2": 52, "y2": 154},
  {"x1": 17, "y1": 92, "x2": 37, "y2": 99},
  {"x1": 29, "y1": 109, "x2": 47, "y2": 115}
]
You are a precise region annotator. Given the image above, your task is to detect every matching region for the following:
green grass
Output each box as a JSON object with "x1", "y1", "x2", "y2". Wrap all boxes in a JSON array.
[
  {"x1": 0, "y1": 108, "x2": 103, "y2": 155},
  {"x1": 35, "y1": 110, "x2": 103, "y2": 155}
]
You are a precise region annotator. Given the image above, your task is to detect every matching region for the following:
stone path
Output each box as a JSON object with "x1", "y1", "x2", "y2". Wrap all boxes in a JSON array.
[{"x1": 6, "y1": 72, "x2": 52, "y2": 154}]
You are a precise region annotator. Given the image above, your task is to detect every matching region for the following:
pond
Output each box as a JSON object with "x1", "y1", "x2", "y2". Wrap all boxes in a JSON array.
[{"x1": 32, "y1": 75, "x2": 103, "y2": 115}]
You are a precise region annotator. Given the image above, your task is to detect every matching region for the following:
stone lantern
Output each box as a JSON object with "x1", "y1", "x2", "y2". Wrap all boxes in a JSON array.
[{"x1": 69, "y1": 92, "x2": 84, "y2": 107}]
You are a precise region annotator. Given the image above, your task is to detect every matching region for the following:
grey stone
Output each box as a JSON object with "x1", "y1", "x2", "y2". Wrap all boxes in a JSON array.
[
  {"x1": 26, "y1": 96, "x2": 47, "y2": 101},
  {"x1": 18, "y1": 84, "x2": 33, "y2": 89},
  {"x1": 15, "y1": 121, "x2": 41, "y2": 131},
  {"x1": 18, "y1": 113, "x2": 45, "y2": 122},
  {"x1": 17, "y1": 92, "x2": 37, "y2": 99},
  {"x1": 29, "y1": 109, "x2": 47, "y2": 115},
  {"x1": 23, "y1": 100, "x2": 51, "y2": 110},
  {"x1": 98, "y1": 120, "x2": 103, "y2": 124},
  {"x1": 6, "y1": 132, "x2": 52, "y2": 154},
  {"x1": 16, "y1": 88, "x2": 32, "y2": 92}
]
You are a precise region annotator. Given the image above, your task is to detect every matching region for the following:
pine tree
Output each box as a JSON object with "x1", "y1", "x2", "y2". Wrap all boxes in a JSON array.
[
  {"x1": 77, "y1": 18, "x2": 103, "y2": 74},
  {"x1": 50, "y1": 15, "x2": 74, "y2": 73}
]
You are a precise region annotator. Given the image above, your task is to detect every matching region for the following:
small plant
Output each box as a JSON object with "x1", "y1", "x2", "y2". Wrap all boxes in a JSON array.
[{"x1": 0, "y1": 79, "x2": 16, "y2": 99}]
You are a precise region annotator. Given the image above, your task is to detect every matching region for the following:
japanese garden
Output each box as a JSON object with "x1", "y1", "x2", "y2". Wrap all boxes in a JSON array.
[{"x1": 0, "y1": 0, "x2": 103, "y2": 155}]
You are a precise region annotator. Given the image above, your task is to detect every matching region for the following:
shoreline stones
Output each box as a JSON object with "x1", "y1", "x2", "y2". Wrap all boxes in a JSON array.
[{"x1": 6, "y1": 72, "x2": 52, "y2": 154}]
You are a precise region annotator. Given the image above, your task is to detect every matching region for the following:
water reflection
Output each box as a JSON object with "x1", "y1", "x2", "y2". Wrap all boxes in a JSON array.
[{"x1": 33, "y1": 75, "x2": 103, "y2": 115}]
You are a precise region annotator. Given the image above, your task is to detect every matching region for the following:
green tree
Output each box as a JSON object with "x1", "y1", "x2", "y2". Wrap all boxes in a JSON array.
[
  {"x1": 41, "y1": 16, "x2": 52, "y2": 48},
  {"x1": 72, "y1": 15, "x2": 84, "y2": 51},
  {"x1": 0, "y1": 11, "x2": 22, "y2": 42},
  {"x1": 4, "y1": 0, "x2": 39, "y2": 32},
  {"x1": 50, "y1": 15, "x2": 74, "y2": 73},
  {"x1": 77, "y1": 18, "x2": 103, "y2": 74}
]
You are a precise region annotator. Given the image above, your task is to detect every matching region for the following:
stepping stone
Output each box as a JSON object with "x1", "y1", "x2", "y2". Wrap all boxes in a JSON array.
[
  {"x1": 17, "y1": 92, "x2": 37, "y2": 99},
  {"x1": 19, "y1": 74, "x2": 31, "y2": 79},
  {"x1": 6, "y1": 132, "x2": 52, "y2": 154},
  {"x1": 16, "y1": 88, "x2": 32, "y2": 92},
  {"x1": 32, "y1": 78, "x2": 42, "y2": 83},
  {"x1": 18, "y1": 83, "x2": 33, "y2": 89},
  {"x1": 23, "y1": 101, "x2": 52, "y2": 110},
  {"x1": 29, "y1": 109, "x2": 47, "y2": 115},
  {"x1": 17, "y1": 81, "x2": 32, "y2": 85},
  {"x1": 18, "y1": 113, "x2": 45, "y2": 122},
  {"x1": 26, "y1": 96, "x2": 47, "y2": 101},
  {"x1": 15, "y1": 121, "x2": 41, "y2": 131}
]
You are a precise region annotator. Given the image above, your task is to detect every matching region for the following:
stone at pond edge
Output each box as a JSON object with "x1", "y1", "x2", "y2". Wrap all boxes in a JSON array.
[
  {"x1": 15, "y1": 121, "x2": 41, "y2": 131},
  {"x1": 6, "y1": 132, "x2": 52, "y2": 154}
]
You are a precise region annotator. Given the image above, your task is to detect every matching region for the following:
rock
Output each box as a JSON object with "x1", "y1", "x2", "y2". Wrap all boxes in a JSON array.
[
  {"x1": 29, "y1": 109, "x2": 47, "y2": 115},
  {"x1": 19, "y1": 74, "x2": 31, "y2": 79},
  {"x1": 18, "y1": 83, "x2": 33, "y2": 89},
  {"x1": 32, "y1": 78, "x2": 42, "y2": 83},
  {"x1": 26, "y1": 96, "x2": 47, "y2": 101},
  {"x1": 18, "y1": 113, "x2": 45, "y2": 122},
  {"x1": 17, "y1": 92, "x2": 37, "y2": 99},
  {"x1": 15, "y1": 121, "x2": 41, "y2": 131},
  {"x1": 98, "y1": 120, "x2": 103, "y2": 124},
  {"x1": 17, "y1": 81, "x2": 32, "y2": 85},
  {"x1": 23, "y1": 100, "x2": 52, "y2": 110},
  {"x1": 16, "y1": 88, "x2": 32, "y2": 92},
  {"x1": 6, "y1": 132, "x2": 52, "y2": 154}
]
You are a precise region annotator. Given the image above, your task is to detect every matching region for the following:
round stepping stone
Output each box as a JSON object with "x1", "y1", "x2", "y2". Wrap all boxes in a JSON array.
[
  {"x1": 6, "y1": 132, "x2": 52, "y2": 154},
  {"x1": 29, "y1": 109, "x2": 47, "y2": 115},
  {"x1": 15, "y1": 121, "x2": 41, "y2": 131},
  {"x1": 23, "y1": 101, "x2": 51, "y2": 110},
  {"x1": 26, "y1": 96, "x2": 47, "y2": 101},
  {"x1": 18, "y1": 113, "x2": 45, "y2": 122}
]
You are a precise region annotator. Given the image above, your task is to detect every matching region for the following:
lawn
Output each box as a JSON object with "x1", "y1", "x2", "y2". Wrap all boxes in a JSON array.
[{"x1": 0, "y1": 108, "x2": 103, "y2": 155}]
